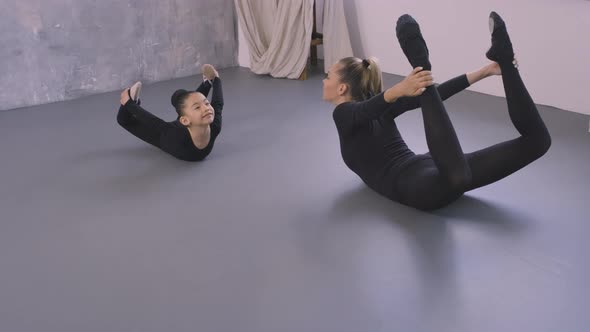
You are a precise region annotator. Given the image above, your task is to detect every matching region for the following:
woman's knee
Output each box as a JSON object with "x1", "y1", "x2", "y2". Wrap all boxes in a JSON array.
[
  {"x1": 525, "y1": 130, "x2": 551, "y2": 159},
  {"x1": 537, "y1": 130, "x2": 552, "y2": 156}
]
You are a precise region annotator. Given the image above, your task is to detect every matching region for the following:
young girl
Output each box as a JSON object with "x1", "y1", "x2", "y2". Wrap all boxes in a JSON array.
[{"x1": 116, "y1": 64, "x2": 224, "y2": 161}]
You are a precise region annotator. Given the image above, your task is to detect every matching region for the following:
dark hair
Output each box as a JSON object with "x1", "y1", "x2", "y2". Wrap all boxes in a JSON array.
[
  {"x1": 337, "y1": 57, "x2": 383, "y2": 101},
  {"x1": 171, "y1": 89, "x2": 193, "y2": 117}
]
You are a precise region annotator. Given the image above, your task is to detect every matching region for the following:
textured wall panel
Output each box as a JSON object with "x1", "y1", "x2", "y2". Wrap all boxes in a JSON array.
[{"x1": 0, "y1": 0, "x2": 237, "y2": 111}]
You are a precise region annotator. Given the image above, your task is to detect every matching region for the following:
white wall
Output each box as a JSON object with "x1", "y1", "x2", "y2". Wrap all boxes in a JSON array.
[
  {"x1": 341, "y1": 0, "x2": 590, "y2": 115},
  {"x1": 237, "y1": 0, "x2": 590, "y2": 115},
  {"x1": 1, "y1": 0, "x2": 238, "y2": 111}
]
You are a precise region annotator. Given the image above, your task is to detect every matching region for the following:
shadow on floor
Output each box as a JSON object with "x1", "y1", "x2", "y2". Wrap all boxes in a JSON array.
[{"x1": 330, "y1": 184, "x2": 533, "y2": 235}]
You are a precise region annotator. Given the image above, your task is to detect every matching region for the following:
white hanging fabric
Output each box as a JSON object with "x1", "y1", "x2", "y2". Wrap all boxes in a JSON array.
[
  {"x1": 321, "y1": 0, "x2": 354, "y2": 72},
  {"x1": 235, "y1": 0, "x2": 314, "y2": 79}
]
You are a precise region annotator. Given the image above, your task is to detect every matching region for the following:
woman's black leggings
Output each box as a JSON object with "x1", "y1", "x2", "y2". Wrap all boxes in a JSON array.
[{"x1": 396, "y1": 62, "x2": 552, "y2": 210}]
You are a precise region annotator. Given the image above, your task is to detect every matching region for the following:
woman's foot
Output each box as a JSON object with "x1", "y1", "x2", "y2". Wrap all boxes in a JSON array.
[
  {"x1": 202, "y1": 64, "x2": 219, "y2": 81},
  {"x1": 485, "y1": 12, "x2": 515, "y2": 65},
  {"x1": 486, "y1": 62, "x2": 502, "y2": 76},
  {"x1": 395, "y1": 14, "x2": 431, "y2": 70},
  {"x1": 485, "y1": 57, "x2": 519, "y2": 77}
]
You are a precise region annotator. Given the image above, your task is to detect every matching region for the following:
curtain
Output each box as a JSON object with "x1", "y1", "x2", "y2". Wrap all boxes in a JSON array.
[
  {"x1": 321, "y1": 0, "x2": 353, "y2": 73},
  {"x1": 235, "y1": 0, "x2": 314, "y2": 79}
]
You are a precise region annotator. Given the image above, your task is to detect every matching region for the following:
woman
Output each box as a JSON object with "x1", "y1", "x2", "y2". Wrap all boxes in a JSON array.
[
  {"x1": 323, "y1": 12, "x2": 551, "y2": 211},
  {"x1": 116, "y1": 64, "x2": 223, "y2": 161}
]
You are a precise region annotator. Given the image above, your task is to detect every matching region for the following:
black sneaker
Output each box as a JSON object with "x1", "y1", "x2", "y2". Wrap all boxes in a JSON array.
[
  {"x1": 396, "y1": 14, "x2": 431, "y2": 70},
  {"x1": 485, "y1": 11, "x2": 514, "y2": 64}
]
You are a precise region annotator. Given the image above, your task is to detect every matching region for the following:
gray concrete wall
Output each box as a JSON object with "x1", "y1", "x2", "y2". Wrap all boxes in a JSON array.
[{"x1": 0, "y1": 0, "x2": 238, "y2": 111}]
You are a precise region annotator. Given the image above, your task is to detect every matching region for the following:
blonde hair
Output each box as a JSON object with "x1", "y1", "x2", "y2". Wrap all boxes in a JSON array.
[{"x1": 337, "y1": 57, "x2": 383, "y2": 101}]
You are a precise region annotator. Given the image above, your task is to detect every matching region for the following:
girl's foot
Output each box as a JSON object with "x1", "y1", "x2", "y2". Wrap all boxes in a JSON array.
[
  {"x1": 129, "y1": 81, "x2": 142, "y2": 103},
  {"x1": 120, "y1": 88, "x2": 130, "y2": 105},
  {"x1": 202, "y1": 64, "x2": 219, "y2": 81}
]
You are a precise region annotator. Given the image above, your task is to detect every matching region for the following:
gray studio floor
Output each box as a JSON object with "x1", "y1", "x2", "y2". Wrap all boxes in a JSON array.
[{"x1": 1, "y1": 66, "x2": 589, "y2": 332}]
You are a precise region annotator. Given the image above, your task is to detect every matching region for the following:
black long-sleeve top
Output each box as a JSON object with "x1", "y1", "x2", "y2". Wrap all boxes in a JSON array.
[
  {"x1": 122, "y1": 77, "x2": 224, "y2": 161},
  {"x1": 332, "y1": 74, "x2": 470, "y2": 194}
]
